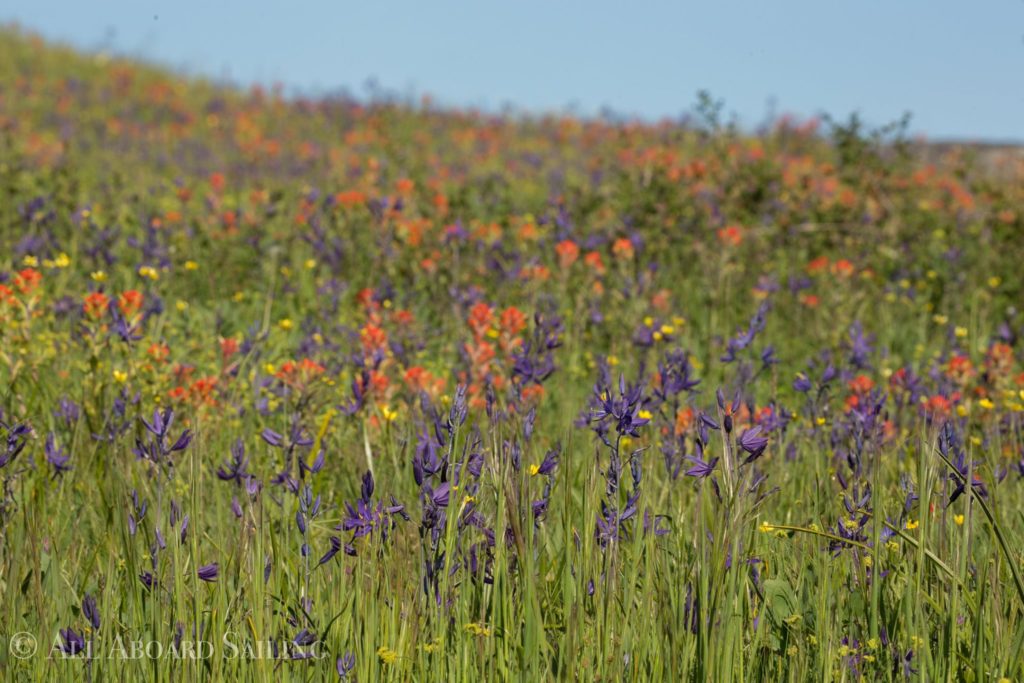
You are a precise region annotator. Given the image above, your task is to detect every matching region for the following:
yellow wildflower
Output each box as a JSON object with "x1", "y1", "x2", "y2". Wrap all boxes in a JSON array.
[{"x1": 464, "y1": 622, "x2": 491, "y2": 637}]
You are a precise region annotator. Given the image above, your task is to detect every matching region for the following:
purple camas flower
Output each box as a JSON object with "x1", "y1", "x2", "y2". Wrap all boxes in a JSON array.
[
  {"x1": 684, "y1": 453, "x2": 719, "y2": 479},
  {"x1": 135, "y1": 408, "x2": 192, "y2": 474},
  {"x1": 127, "y1": 490, "x2": 147, "y2": 536},
  {"x1": 60, "y1": 628, "x2": 86, "y2": 656},
  {"x1": 846, "y1": 321, "x2": 874, "y2": 369},
  {"x1": 300, "y1": 448, "x2": 326, "y2": 476},
  {"x1": 197, "y1": 563, "x2": 219, "y2": 582},
  {"x1": 651, "y1": 349, "x2": 700, "y2": 406},
  {"x1": 216, "y1": 439, "x2": 249, "y2": 485},
  {"x1": 720, "y1": 300, "x2": 770, "y2": 363},
  {"x1": 0, "y1": 421, "x2": 31, "y2": 469},
  {"x1": 45, "y1": 433, "x2": 73, "y2": 478},
  {"x1": 55, "y1": 396, "x2": 80, "y2": 428},
  {"x1": 590, "y1": 374, "x2": 649, "y2": 440},
  {"x1": 260, "y1": 428, "x2": 284, "y2": 448},
  {"x1": 429, "y1": 482, "x2": 451, "y2": 508},
  {"x1": 535, "y1": 446, "x2": 560, "y2": 476},
  {"x1": 318, "y1": 536, "x2": 343, "y2": 566},
  {"x1": 138, "y1": 572, "x2": 157, "y2": 590},
  {"x1": 82, "y1": 593, "x2": 100, "y2": 630},
  {"x1": 338, "y1": 470, "x2": 407, "y2": 554},
  {"x1": 292, "y1": 628, "x2": 317, "y2": 647},
  {"x1": 336, "y1": 652, "x2": 356, "y2": 678},
  {"x1": 737, "y1": 426, "x2": 768, "y2": 464},
  {"x1": 939, "y1": 422, "x2": 987, "y2": 504},
  {"x1": 107, "y1": 299, "x2": 142, "y2": 343}
]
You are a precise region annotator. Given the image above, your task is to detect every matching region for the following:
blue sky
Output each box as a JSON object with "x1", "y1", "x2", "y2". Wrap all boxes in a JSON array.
[{"x1": 4, "y1": 1, "x2": 1022, "y2": 141}]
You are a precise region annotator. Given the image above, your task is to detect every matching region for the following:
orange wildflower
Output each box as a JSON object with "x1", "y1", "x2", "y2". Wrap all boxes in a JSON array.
[
  {"x1": 807, "y1": 256, "x2": 829, "y2": 274},
  {"x1": 848, "y1": 374, "x2": 875, "y2": 394},
  {"x1": 799, "y1": 293, "x2": 820, "y2": 308},
  {"x1": 404, "y1": 366, "x2": 430, "y2": 392},
  {"x1": 14, "y1": 268, "x2": 41, "y2": 295},
  {"x1": 468, "y1": 302, "x2": 494, "y2": 339},
  {"x1": 985, "y1": 343, "x2": 1014, "y2": 376},
  {"x1": 334, "y1": 190, "x2": 366, "y2": 208},
  {"x1": 83, "y1": 292, "x2": 110, "y2": 319},
  {"x1": 674, "y1": 406, "x2": 695, "y2": 437},
  {"x1": 190, "y1": 376, "x2": 218, "y2": 405},
  {"x1": 831, "y1": 259, "x2": 855, "y2": 277},
  {"x1": 923, "y1": 394, "x2": 952, "y2": 418},
  {"x1": 717, "y1": 225, "x2": 742, "y2": 247},
  {"x1": 360, "y1": 323, "x2": 388, "y2": 353},
  {"x1": 555, "y1": 239, "x2": 580, "y2": 269},
  {"x1": 147, "y1": 343, "x2": 170, "y2": 362},
  {"x1": 500, "y1": 306, "x2": 527, "y2": 337},
  {"x1": 650, "y1": 289, "x2": 671, "y2": 312},
  {"x1": 521, "y1": 384, "x2": 545, "y2": 404},
  {"x1": 612, "y1": 237, "x2": 635, "y2": 260},
  {"x1": 220, "y1": 337, "x2": 239, "y2": 360},
  {"x1": 209, "y1": 172, "x2": 226, "y2": 193},
  {"x1": 583, "y1": 251, "x2": 605, "y2": 275},
  {"x1": 118, "y1": 290, "x2": 144, "y2": 318},
  {"x1": 946, "y1": 354, "x2": 975, "y2": 384}
]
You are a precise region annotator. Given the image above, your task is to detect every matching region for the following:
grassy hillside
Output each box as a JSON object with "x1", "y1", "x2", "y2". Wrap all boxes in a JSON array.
[{"x1": 1, "y1": 26, "x2": 1023, "y2": 681}]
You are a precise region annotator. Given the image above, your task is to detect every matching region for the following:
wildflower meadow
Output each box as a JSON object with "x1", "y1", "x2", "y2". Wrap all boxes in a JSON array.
[{"x1": 2, "y1": 28, "x2": 1024, "y2": 681}]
